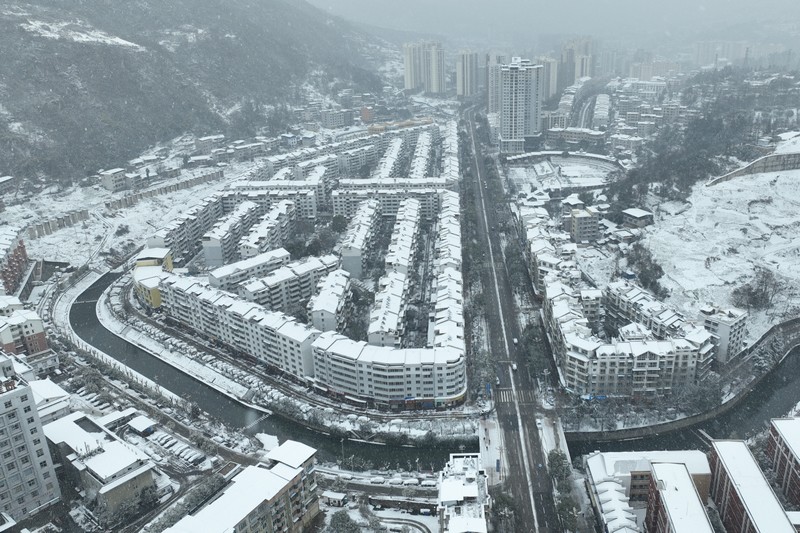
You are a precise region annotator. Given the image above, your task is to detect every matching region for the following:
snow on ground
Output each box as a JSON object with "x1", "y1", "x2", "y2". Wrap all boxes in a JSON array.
[
  {"x1": 11, "y1": 163, "x2": 254, "y2": 268},
  {"x1": 577, "y1": 246, "x2": 617, "y2": 288},
  {"x1": 645, "y1": 168, "x2": 800, "y2": 343},
  {"x1": 774, "y1": 131, "x2": 800, "y2": 154},
  {"x1": 507, "y1": 156, "x2": 616, "y2": 193},
  {"x1": 20, "y1": 20, "x2": 145, "y2": 51},
  {"x1": 255, "y1": 433, "x2": 279, "y2": 451}
]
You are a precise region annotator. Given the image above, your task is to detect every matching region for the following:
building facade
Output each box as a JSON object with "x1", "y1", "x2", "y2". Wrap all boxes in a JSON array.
[
  {"x1": 456, "y1": 51, "x2": 479, "y2": 97},
  {"x1": 498, "y1": 58, "x2": 543, "y2": 154}
]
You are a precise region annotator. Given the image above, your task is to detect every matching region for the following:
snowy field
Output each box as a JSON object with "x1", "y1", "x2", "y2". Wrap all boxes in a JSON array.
[
  {"x1": 5, "y1": 162, "x2": 255, "y2": 268},
  {"x1": 774, "y1": 130, "x2": 800, "y2": 154},
  {"x1": 508, "y1": 156, "x2": 617, "y2": 193},
  {"x1": 644, "y1": 168, "x2": 800, "y2": 343}
]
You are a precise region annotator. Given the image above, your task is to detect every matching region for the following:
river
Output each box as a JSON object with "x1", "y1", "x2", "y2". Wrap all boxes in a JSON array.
[
  {"x1": 70, "y1": 274, "x2": 800, "y2": 466},
  {"x1": 69, "y1": 273, "x2": 461, "y2": 470}
]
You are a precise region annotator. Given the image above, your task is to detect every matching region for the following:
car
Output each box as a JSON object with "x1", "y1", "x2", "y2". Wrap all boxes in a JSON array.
[
  {"x1": 496, "y1": 376, "x2": 500, "y2": 386},
  {"x1": 512, "y1": 363, "x2": 518, "y2": 371},
  {"x1": 512, "y1": 337, "x2": 518, "y2": 345},
  {"x1": 536, "y1": 419, "x2": 543, "y2": 429}
]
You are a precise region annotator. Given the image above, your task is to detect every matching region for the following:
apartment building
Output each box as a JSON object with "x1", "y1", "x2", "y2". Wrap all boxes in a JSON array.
[
  {"x1": 0, "y1": 353, "x2": 61, "y2": 524},
  {"x1": 340, "y1": 199, "x2": 381, "y2": 279},
  {"x1": 373, "y1": 138, "x2": 405, "y2": 180},
  {"x1": 384, "y1": 199, "x2": 420, "y2": 276},
  {"x1": 202, "y1": 201, "x2": 261, "y2": 267},
  {"x1": 332, "y1": 188, "x2": 442, "y2": 220},
  {"x1": 368, "y1": 271, "x2": 409, "y2": 348},
  {"x1": 698, "y1": 306, "x2": 747, "y2": 363},
  {"x1": 456, "y1": 51, "x2": 479, "y2": 98},
  {"x1": 165, "y1": 440, "x2": 318, "y2": 533},
  {"x1": 409, "y1": 132, "x2": 433, "y2": 180},
  {"x1": 429, "y1": 192, "x2": 464, "y2": 353},
  {"x1": 320, "y1": 108, "x2": 354, "y2": 130},
  {"x1": 545, "y1": 127, "x2": 606, "y2": 147},
  {"x1": 604, "y1": 281, "x2": 687, "y2": 339},
  {"x1": 148, "y1": 194, "x2": 225, "y2": 260},
  {"x1": 0, "y1": 227, "x2": 27, "y2": 296},
  {"x1": 239, "y1": 255, "x2": 339, "y2": 313},
  {"x1": 307, "y1": 270, "x2": 351, "y2": 333},
  {"x1": 709, "y1": 440, "x2": 795, "y2": 533},
  {"x1": 195, "y1": 134, "x2": 225, "y2": 154},
  {"x1": 45, "y1": 411, "x2": 155, "y2": 523},
  {"x1": 208, "y1": 249, "x2": 291, "y2": 292},
  {"x1": 338, "y1": 145, "x2": 378, "y2": 177},
  {"x1": 403, "y1": 41, "x2": 446, "y2": 95},
  {"x1": 437, "y1": 453, "x2": 491, "y2": 533},
  {"x1": 767, "y1": 418, "x2": 800, "y2": 507},
  {"x1": 569, "y1": 207, "x2": 601, "y2": 243},
  {"x1": 160, "y1": 275, "x2": 320, "y2": 379},
  {"x1": 592, "y1": 94, "x2": 611, "y2": 130},
  {"x1": 499, "y1": 57, "x2": 543, "y2": 154},
  {"x1": 644, "y1": 463, "x2": 714, "y2": 533},
  {"x1": 584, "y1": 450, "x2": 710, "y2": 533},
  {"x1": 0, "y1": 297, "x2": 48, "y2": 357},
  {"x1": 238, "y1": 201, "x2": 296, "y2": 259},
  {"x1": 312, "y1": 331, "x2": 467, "y2": 410},
  {"x1": 99, "y1": 168, "x2": 128, "y2": 192}
]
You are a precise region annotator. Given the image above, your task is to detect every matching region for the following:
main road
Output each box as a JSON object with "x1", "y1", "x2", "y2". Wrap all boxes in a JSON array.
[{"x1": 464, "y1": 108, "x2": 560, "y2": 531}]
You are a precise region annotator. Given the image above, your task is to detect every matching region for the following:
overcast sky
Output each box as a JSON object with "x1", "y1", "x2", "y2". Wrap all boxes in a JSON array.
[{"x1": 306, "y1": 0, "x2": 800, "y2": 45}]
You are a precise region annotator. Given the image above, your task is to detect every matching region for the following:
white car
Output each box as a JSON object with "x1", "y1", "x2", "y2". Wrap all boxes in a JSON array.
[
  {"x1": 512, "y1": 338, "x2": 518, "y2": 345},
  {"x1": 512, "y1": 363, "x2": 518, "y2": 371}
]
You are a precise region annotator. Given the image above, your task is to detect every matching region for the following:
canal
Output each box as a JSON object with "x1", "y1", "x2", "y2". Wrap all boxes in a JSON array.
[
  {"x1": 69, "y1": 273, "x2": 463, "y2": 469},
  {"x1": 567, "y1": 346, "x2": 800, "y2": 457},
  {"x1": 71, "y1": 273, "x2": 800, "y2": 466}
]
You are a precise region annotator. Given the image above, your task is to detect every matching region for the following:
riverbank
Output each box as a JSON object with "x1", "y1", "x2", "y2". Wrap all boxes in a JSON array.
[
  {"x1": 96, "y1": 272, "x2": 482, "y2": 447},
  {"x1": 565, "y1": 316, "x2": 800, "y2": 443}
]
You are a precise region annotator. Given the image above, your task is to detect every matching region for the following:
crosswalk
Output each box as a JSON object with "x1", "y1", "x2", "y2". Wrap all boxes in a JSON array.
[{"x1": 495, "y1": 388, "x2": 537, "y2": 404}]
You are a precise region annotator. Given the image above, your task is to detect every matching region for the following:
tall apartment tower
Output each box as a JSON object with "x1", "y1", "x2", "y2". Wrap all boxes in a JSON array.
[
  {"x1": 498, "y1": 58, "x2": 543, "y2": 154},
  {"x1": 486, "y1": 53, "x2": 506, "y2": 114},
  {"x1": 456, "y1": 51, "x2": 479, "y2": 97},
  {"x1": 0, "y1": 353, "x2": 61, "y2": 524},
  {"x1": 559, "y1": 37, "x2": 593, "y2": 90},
  {"x1": 535, "y1": 56, "x2": 559, "y2": 100},
  {"x1": 403, "y1": 41, "x2": 446, "y2": 95}
]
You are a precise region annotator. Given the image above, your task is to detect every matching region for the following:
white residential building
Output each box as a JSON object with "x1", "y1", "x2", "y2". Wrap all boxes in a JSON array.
[
  {"x1": 409, "y1": 132, "x2": 433, "y2": 180},
  {"x1": 403, "y1": 41, "x2": 446, "y2": 95},
  {"x1": 148, "y1": 194, "x2": 225, "y2": 260},
  {"x1": 698, "y1": 306, "x2": 748, "y2": 363},
  {"x1": 312, "y1": 331, "x2": 467, "y2": 409},
  {"x1": 308, "y1": 270, "x2": 351, "y2": 333},
  {"x1": 201, "y1": 200, "x2": 260, "y2": 267},
  {"x1": 456, "y1": 51, "x2": 479, "y2": 97},
  {"x1": 368, "y1": 271, "x2": 409, "y2": 348},
  {"x1": 340, "y1": 199, "x2": 381, "y2": 279},
  {"x1": 164, "y1": 440, "x2": 319, "y2": 533},
  {"x1": 384, "y1": 199, "x2": 420, "y2": 276},
  {"x1": 44, "y1": 411, "x2": 155, "y2": 523},
  {"x1": 373, "y1": 138, "x2": 405, "y2": 180},
  {"x1": 499, "y1": 58, "x2": 543, "y2": 154},
  {"x1": 238, "y1": 200, "x2": 296, "y2": 259},
  {"x1": 160, "y1": 274, "x2": 320, "y2": 379},
  {"x1": 207, "y1": 249, "x2": 291, "y2": 292},
  {"x1": 438, "y1": 453, "x2": 491, "y2": 533},
  {"x1": 0, "y1": 353, "x2": 61, "y2": 524},
  {"x1": 240, "y1": 255, "x2": 340, "y2": 312}
]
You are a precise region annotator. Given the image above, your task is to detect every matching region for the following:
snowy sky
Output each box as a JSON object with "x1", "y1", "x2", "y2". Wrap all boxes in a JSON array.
[{"x1": 307, "y1": 0, "x2": 800, "y2": 42}]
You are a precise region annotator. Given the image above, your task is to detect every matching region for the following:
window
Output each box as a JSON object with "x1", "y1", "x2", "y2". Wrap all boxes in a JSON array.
[
  {"x1": 3, "y1": 402, "x2": 9, "y2": 409},
  {"x1": 39, "y1": 461, "x2": 46, "y2": 468},
  {"x1": 35, "y1": 450, "x2": 43, "y2": 458},
  {"x1": 19, "y1": 396, "x2": 27, "y2": 403}
]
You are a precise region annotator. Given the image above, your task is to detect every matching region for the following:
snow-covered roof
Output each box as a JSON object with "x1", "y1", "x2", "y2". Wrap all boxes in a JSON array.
[
  {"x1": 650, "y1": 463, "x2": 713, "y2": 532},
  {"x1": 127, "y1": 415, "x2": 157, "y2": 433},
  {"x1": 136, "y1": 247, "x2": 171, "y2": 261},
  {"x1": 162, "y1": 464, "x2": 300, "y2": 533},
  {"x1": 711, "y1": 441, "x2": 794, "y2": 532},
  {"x1": 265, "y1": 440, "x2": 316, "y2": 469}
]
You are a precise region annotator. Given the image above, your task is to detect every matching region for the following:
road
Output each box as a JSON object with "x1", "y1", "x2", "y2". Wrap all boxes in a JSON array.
[
  {"x1": 464, "y1": 108, "x2": 560, "y2": 531},
  {"x1": 577, "y1": 96, "x2": 596, "y2": 129}
]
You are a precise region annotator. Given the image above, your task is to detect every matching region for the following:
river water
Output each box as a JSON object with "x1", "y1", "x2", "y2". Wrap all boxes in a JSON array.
[
  {"x1": 69, "y1": 273, "x2": 461, "y2": 469},
  {"x1": 70, "y1": 274, "x2": 800, "y2": 466}
]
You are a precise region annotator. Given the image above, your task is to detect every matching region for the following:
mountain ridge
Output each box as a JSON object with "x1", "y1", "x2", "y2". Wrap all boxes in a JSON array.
[{"x1": 0, "y1": 0, "x2": 385, "y2": 182}]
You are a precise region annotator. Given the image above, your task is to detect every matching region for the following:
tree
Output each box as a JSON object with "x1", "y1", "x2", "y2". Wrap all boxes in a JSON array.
[
  {"x1": 327, "y1": 510, "x2": 361, "y2": 533},
  {"x1": 330, "y1": 215, "x2": 349, "y2": 233},
  {"x1": 557, "y1": 495, "x2": 578, "y2": 531},
  {"x1": 548, "y1": 449, "x2": 571, "y2": 485}
]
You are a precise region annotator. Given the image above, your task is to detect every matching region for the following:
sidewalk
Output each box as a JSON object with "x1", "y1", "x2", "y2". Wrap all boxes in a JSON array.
[{"x1": 479, "y1": 409, "x2": 507, "y2": 487}]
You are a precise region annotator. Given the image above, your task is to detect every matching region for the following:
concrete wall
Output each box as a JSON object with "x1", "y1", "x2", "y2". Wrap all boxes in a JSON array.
[
  {"x1": 104, "y1": 169, "x2": 224, "y2": 211},
  {"x1": 708, "y1": 152, "x2": 800, "y2": 186}
]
